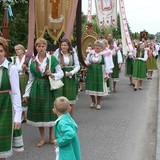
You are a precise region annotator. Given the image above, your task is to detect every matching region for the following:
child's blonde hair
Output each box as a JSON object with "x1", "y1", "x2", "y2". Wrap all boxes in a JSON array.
[{"x1": 54, "y1": 96, "x2": 70, "y2": 113}]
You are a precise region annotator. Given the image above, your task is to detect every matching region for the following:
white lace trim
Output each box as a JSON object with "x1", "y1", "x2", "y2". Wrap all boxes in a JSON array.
[
  {"x1": 0, "y1": 150, "x2": 12, "y2": 158},
  {"x1": 27, "y1": 120, "x2": 55, "y2": 127}
]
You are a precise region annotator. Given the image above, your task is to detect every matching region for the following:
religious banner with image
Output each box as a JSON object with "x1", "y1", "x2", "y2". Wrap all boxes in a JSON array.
[
  {"x1": 34, "y1": 0, "x2": 78, "y2": 43},
  {"x1": 95, "y1": 0, "x2": 117, "y2": 28}
]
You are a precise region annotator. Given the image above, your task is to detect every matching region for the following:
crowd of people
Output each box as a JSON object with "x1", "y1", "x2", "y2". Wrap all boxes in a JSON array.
[{"x1": 0, "y1": 33, "x2": 159, "y2": 159}]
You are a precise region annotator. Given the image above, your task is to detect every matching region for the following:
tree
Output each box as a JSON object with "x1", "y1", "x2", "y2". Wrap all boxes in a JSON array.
[
  {"x1": 112, "y1": 14, "x2": 121, "y2": 39},
  {"x1": 81, "y1": 12, "x2": 87, "y2": 34},
  {"x1": 155, "y1": 32, "x2": 160, "y2": 40},
  {"x1": 0, "y1": 0, "x2": 28, "y2": 56},
  {"x1": 148, "y1": 33, "x2": 155, "y2": 40}
]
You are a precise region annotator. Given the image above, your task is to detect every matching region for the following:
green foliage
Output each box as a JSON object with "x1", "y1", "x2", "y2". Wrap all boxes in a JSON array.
[
  {"x1": 148, "y1": 33, "x2": 155, "y2": 40},
  {"x1": 155, "y1": 32, "x2": 160, "y2": 40},
  {"x1": 131, "y1": 32, "x2": 140, "y2": 40},
  {"x1": 0, "y1": 5, "x2": 3, "y2": 29},
  {"x1": 0, "y1": 1, "x2": 28, "y2": 56},
  {"x1": 82, "y1": 14, "x2": 122, "y2": 39},
  {"x1": 112, "y1": 14, "x2": 121, "y2": 39},
  {"x1": 0, "y1": 0, "x2": 27, "y2": 7},
  {"x1": 81, "y1": 12, "x2": 87, "y2": 34}
]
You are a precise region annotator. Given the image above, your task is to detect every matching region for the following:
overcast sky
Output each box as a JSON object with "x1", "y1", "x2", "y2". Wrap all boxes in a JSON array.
[{"x1": 82, "y1": 0, "x2": 160, "y2": 34}]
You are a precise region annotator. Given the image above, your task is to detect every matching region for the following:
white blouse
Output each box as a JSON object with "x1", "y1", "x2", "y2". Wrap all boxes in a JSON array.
[
  {"x1": 11, "y1": 55, "x2": 26, "y2": 74},
  {"x1": 23, "y1": 53, "x2": 64, "y2": 97},
  {"x1": 54, "y1": 48, "x2": 80, "y2": 75},
  {"x1": 110, "y1": 48, "x2": 123, "y2": 64},
  {"x1": 85, "y1": 50, "x2": 113, "y2": 74}
]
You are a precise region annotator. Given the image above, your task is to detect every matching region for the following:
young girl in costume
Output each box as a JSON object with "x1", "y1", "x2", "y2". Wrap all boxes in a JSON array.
[
  {"x1": 0, "y1": 37, "x2": 24, "y2": 160},
  {"x1": 146, "y1": 43, "x2": 157, "y2": 79},
  {"x1": 132, "y1": 43, "x2": 148, "y2": 90},
  {"x1": 23, "y1": 38, "x2": 64, "y2": 147}
]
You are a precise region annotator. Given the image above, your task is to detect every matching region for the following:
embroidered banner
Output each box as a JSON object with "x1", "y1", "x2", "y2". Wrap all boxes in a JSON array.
[
  {"x1": 35, "y1": 0, "x2": 78, "y2": 43},
  {"x1": 119, "y1": 0, "x2": 133, "y2": 54},
  {"x1": 95, "y1": 0, "x2": 117, "y2": 28}
]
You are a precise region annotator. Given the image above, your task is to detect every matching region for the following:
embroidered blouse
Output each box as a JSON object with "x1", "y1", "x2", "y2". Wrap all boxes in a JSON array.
[{"x1": 23, "y1": 53, "x2": 64, "y2": 97}]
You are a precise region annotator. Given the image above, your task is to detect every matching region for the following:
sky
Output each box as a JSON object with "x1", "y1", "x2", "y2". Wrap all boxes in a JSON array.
[{"x1": 82, "y1": 0, "x2": 160, "y2": 34}]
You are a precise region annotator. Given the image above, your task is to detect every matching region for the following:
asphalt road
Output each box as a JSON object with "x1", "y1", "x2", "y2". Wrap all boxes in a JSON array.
[{"x1": 9, "y1": 64, "x2": 158, "y2": 160}]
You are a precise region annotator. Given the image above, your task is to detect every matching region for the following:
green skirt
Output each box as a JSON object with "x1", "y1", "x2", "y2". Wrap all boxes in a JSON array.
[
  {"x1": 0, "y1": 92, "x2": 24, "y2": 158},
  {"x1": 125, "y1": 57, "x2": 134, "y2": 77},
  {"x1": 27, "y1": 77, "x2": 58, "y2": 127},
  {"x1": 19, "y1": 74, "x2": 29, "y2": 110},
  {"x1": 133, "y1": 59, "x2": 147, "y2": 80},
  {"x1": 146, "y1": 57, "x2": 157, "y2": 71},
  {"x1": 111, "y1": 55, "x2": 120, "y2": 81},
  {"x1": 86, "y1": 64, "x2": 108, "y2": 96},
  {"x1": 57, "y1": 67, "x2": 78, "y2": 104},
  {"x1": 106, "y1": 78, "x2": 110, "y2": 87}
]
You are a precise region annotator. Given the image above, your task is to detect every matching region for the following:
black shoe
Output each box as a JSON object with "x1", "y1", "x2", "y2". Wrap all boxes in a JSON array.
[
  {"x1": 22, "y1": 119, "x2": 26, "y2": 123},
  {"x1": 134, "y1": 88, "x2": 137, "y2": 91}
]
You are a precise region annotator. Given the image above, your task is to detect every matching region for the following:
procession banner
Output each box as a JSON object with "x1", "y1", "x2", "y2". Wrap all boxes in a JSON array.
[
  {"x1": 119, "y1": 0, "x2": 133, "y2": 54},
  {"x1": 87, "y1": 0, "x2": 92, "y2": 22},
  {"x1": 95, "y1": 0, "x2": 117, "y2": 28}
]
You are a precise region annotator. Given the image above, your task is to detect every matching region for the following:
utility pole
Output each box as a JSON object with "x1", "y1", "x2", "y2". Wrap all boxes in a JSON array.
[
  {"x1": 2, "y1": 6, "x2": 9, "y2": 40},
  {"x1": 2, "y1": 5, "x2": 10, "y2": 57},
  {"x1": 76, "y1": 0, "x2": 84, "y2": 65}
]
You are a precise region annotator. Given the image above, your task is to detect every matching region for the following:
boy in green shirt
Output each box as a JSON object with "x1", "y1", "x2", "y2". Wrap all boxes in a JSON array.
[{"x1": 53, "y1": 96, "x2": 82, "y2": 160}]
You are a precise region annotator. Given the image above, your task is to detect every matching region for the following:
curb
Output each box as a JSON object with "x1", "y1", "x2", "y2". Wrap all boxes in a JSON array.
[{"x1": 156, "y1": 57, "x2": 160, "y2": 160}]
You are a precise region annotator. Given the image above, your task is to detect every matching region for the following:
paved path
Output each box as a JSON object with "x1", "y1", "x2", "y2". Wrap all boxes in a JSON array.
[{"x1": 9, "y1": 64, "x2": 158, "y2": 160}]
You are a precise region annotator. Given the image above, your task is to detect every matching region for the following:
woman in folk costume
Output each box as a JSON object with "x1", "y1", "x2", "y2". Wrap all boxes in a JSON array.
[
  {"x1": 54, "y1": 38, "x2": 80, "y2": 116},
  {"x1": 0, "y1": 37, "x2": 24, "y2": 159},
  {"x1": 146, "y1": 43, "x2": 157, "y2": 79},
  {"x1": 132, "y1": 43, "x2": 148, "y2": 90},
  {"x1": 108, "y1": 39, "x2": 123, "y2": 93},
  {"x1": 125, "y1": 41, "x2": 136, "y2": 85},
  {"x1": 85, "y1": 40, "x2": 111, "y2": 110},
  {"x1": 23, "y1": 38, "x2": 64, "y2": 147},
  {"x1": 10, "y1": 44, "x2": 29, "y2": 123}
]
